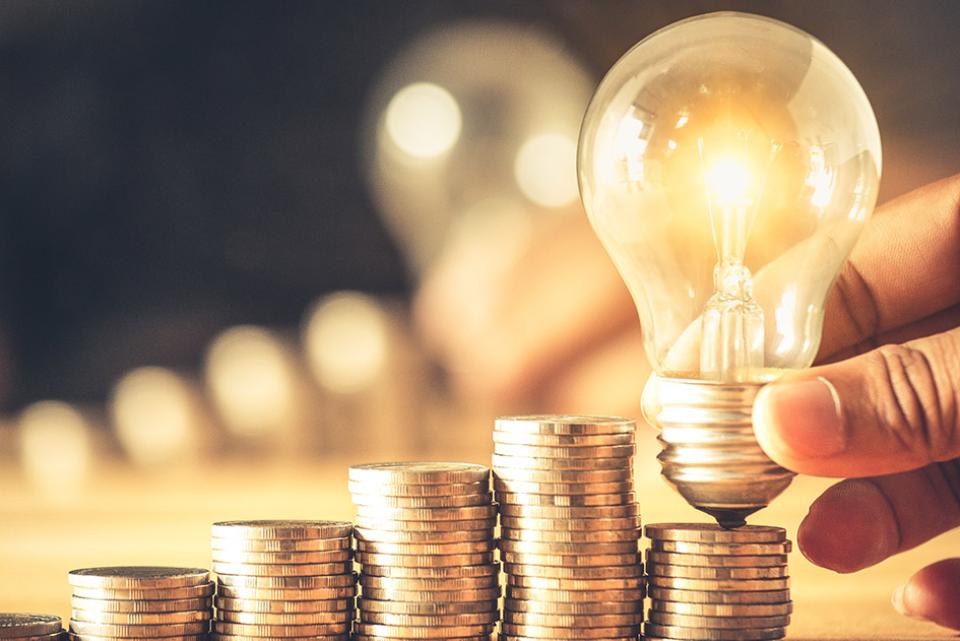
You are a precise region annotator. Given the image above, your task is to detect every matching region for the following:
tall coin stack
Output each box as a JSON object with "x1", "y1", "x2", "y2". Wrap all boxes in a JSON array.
[
  {"x1": 1, "y1": 613, "x2": 64, "y2": 640},
  {"x1": 349, "y1": 462, "x2": 499, "y2": 641},
  {"x1": 210, "y1": 520, "x2": 355, "y2": 641},
  {"x1": 644, "y1": 523, "x2": 792, "y2": 641},
  {"x1": 493, "y1": 416, "x2": 644, "y2": 641},
  {"x1": 67, "y1": 567, "x2": 214, "y2": 640}
]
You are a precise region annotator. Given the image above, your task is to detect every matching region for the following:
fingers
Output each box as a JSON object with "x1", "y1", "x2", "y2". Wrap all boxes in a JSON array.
[
  {"x1": 797, "y1": 465, "x2": 960, "y2": 573},
  {"x1": 822, "y1": 303, "x2": 960, "y2": 364},
  {"x1": 893, "y1": 558, "x2": 960, "y2": 630},
  {"x1": 754, "y1": 326, "x2": 960, "y2": 478},
  {"x1": 818, "y1": 173, "x2": 960, "y2": 359}
]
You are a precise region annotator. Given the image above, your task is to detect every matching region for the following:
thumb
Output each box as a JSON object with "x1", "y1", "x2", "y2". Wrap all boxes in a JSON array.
[
  {"x1": 893, "y1": 558, "x2": 960, "y2": 630},
  {"x1": 753, "y1": 327, "x2": 960, "y2": 477}
]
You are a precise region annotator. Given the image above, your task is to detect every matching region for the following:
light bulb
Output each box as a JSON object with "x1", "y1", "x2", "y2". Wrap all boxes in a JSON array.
[{"x1": 578, "y1": 12, "x2": 881, "y2": 526}]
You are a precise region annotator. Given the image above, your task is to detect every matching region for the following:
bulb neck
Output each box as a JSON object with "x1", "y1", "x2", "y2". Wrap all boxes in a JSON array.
[{"x1": 641, "y1": 375, "x2": 795, "y2": 528}]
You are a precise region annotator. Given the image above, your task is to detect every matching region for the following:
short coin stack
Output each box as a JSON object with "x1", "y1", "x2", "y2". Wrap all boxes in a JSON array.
[
  {"x1": 644, "y1": 523, "x2": 792, "y2": 641},
  {"x1": 0, "y1": 613, "x2": 64, "y2": 640},
  {"x1": 67, "y1": 567, "x2": 213, "y2": 640},
  {"x1": 211, "y1": 520, "x2": 355, "y2": 641},
  {"x1": 493, "y1": 416, "x2": 643, "y2": 641},
  {"x1": 349, "y1": 462, "x2": 498, "y2": 641}
]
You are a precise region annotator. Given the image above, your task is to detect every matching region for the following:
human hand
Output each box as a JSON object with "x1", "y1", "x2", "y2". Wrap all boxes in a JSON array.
[{"x1": 753, "y1": 174, "x2": 960, "y2": 630}]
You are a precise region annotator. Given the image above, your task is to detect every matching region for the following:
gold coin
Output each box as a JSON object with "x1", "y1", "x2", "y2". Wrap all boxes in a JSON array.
[
  {"x1": 499, "y1": 539, "x2": 637, "y2": 555},
  {"x1": 216, "y1": 610, "x2": 352, "y2": 625},
  {"x1": 69, "y1": 582, "x2": 216, "y2": 601},
  {"x1": 211, "y1": 536, "x2": 351, "y2": 553},
  {"x1": 358, "y1": 587, "x2": 499, "y2": 602},
  {"x1": 215, "y1": 597, "x2": 354, "y2": 612},
  {"x1": 353, "y1": 622, "x2": 494, "y2": 639},
  {"x1": 350, "y1": 493, "x2": 493, "y2": 508},
  {"x1": 643, "y1": 623, "x2": 786, "y2": 641},
  {"x1": 499, "y1": 504, "x2": 637, "y2": 519},
  {"x1": 647, "y1": 586, "x2": 791, "y2": 604},
  {"x1": 503, "y1": 563, "x2": 642, "y2": 580},
  {"x1": 0, "y1": 614, "x2": 62, "y2": 637},
  {"x1": 647, "y1": 611, "x2": 791, "y2": 630},
  {"x1": 506, "y1": 586, "x2": 644, "y2": 602},
  {"x1": 216, "y1": 574, "x2": 354, "y2": 589},
  {"x1": 348, "y1": 462, "x2": 490, "y2": 485},
  {"x1": 354, "y1": 517, "x2": 496, "y2": 532},
  {"x1": 67, "y1": 621, "x2": 208, "y2": 637},
  {"x1": 354, "y1": 527, "x2": 493, "y2": 544},
  {"x1": 652, "y1": 540, "x2": 792, "y2": 556},
  {"x1": 210, "y1": 636, "x2": 347, "y2": 641},
  {"x1": 502, "y1": 611, "x2": 643, "y2": 627},
  {"x1": 504, "y1": 599, "x2": 640, "y2": 614},
  {"x1": 354, "y1": 551, "x2": 494, "y2": 567},
  {"x1": 348, "y1": 481, "x2": 489, "y2": 498},
  {"x1": 493, "y1": 467, "x2": 632, "y2": 483},
  {"x1": 647, "y1": 576, "x2": 790, "y2": 591},
  {"x1": 356, "y1": 599, "x2": 496, "y2": 615},
  {"x1": 651, "y1": 601, "x2": 793, "y2": 617},
  {"x1": 493, "y1": 431, "x2": 634, "y2": 447},
  {"x1": 359, "y1": 575, "x2": 497, "y2": 591},
  {"x1": 500, "y1": 527, "x2": 640, "y2": 543},
  {"x1": 493, "y1": 479, "x2": 634, "y2": 496},
  {"x1": 644, "y1": 524, "x2": 786, "y2": 544},
  {"x1": 70, "y1": 596, "x2": 211, "y2": 613},
  {"x1": 358, "y1": 611, "x2": 498, "y2": 626},
  {"x1": 215, "y1": 585, "x2": 355, "y2": 601},
  {"x1": 68, "y1": 567, "x2": 209, "y2": 590},
  {"x1": 358, "y1": 563, "x2": 499, "y2": 579},
  {"x1": 502, "y1": 551, "x2": 640, "y2": 567},
  {"x1": 494, "y1": 443, "x2": 635, "y2": 459},
  {"x1": 356, "y1": 540, "x2": 494, "y2": 555},
  {"x1": 646, "y1": 563, "x2": 788, "y2": 580},
  {"x1": 499, "y1": 515, "x2": 641, "y2": 531},
  {"x1": 68, "y1": 635, "x2": 206, "y2": 641},
  {"x1": 9, "y1": 634, "x2": 62, "y2": 641},
  {"x1": 212, "y1": 561, "x2": 352, "y2": 577},
  {"x1": 500, "y1": 636, "x2": 635, "y2": 641},
  {"x1": 505, "y1": 574, "x2": 644, "y2": 591},
  {"x1": 211, "y1": 549, "x2": 352, "y2": 565},
  {"x1": 212, "y1": 621, "x2": 350, "y2": 636},
  {"x1": 495, "y1": 492, "x2": 634, "y2": 507},
  {"x1": 353, "y1": 504, "x2": 498, "y2": 521},
  {"x1": 353, "y1": 636, "x2": 492, "y2": 641},
  {"x1": 211, "y1": 520, "x2": 352, "y2": 541},
  {"x1": 500, "y1": 622, "x2": 638, "y2": 639},
  {"x1": 492, "y1": 454, "x2": 632, "y2": 471},
  {"x1": 645, "y1": 550, "x2": 788, "y2": 568},
  {"x1": 494, "y1": 416, "x2": 635, "y2": 436},
  {"x1": 69, "y1": 609, "x2": 209, "y2": 624}
]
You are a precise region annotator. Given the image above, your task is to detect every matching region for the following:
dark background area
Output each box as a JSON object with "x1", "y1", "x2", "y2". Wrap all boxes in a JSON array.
[{"x1": 0, "y1": 0, "x2": 958, "y2": 410}]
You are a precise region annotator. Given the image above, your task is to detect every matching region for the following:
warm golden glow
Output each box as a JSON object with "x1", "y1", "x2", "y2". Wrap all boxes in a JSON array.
[
  {"x1": 385, "y1": 82, "x2": 462, "y2": 158},
  {"x1": 18, "y1": 401, "x2": 92, "y2": 496},
  {"x1": 705, "y1": 157, "x2": 753, "y2": 207},
  {"x1": 514, "y1": 133, "x2": 579, "y2": 208}
]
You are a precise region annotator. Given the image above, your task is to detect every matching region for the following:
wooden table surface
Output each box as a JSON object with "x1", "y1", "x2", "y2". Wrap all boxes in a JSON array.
[{"x1": 1, "y1": 431, "x2": 956, "y2": 640}]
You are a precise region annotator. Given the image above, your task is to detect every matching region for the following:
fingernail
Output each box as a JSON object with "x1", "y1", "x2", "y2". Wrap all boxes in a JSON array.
[
  {"x1": 755, "y1": 376, "x2": 846, "y2": 459},
  {"x1": 891, "y1": 584, "x2": 925, "y2": 620}
]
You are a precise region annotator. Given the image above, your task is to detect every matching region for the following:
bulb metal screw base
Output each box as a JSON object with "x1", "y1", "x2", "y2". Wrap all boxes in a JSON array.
[{"x1": 642, "y1": 375, "x2": 796, "y2": 528}]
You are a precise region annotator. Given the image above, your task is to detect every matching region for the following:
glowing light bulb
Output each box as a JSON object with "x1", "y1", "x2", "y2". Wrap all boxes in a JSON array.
[
  {"x1": 579, "y1": 12, "x2": 881, "y2": 525},
  {"x1": 18, "y1": 401, "x2": 93, "y2": 498}
]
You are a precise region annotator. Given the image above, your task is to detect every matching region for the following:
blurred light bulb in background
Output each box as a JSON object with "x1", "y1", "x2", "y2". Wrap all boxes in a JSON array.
[
  {"x1": 579, "y1": 12, "x2": 881, "y2": 525},
  {"x1": 18, "y1": 401, "x2": 93, "y2": 498},
  {"x1": 514, "y1": 132, "x2": 580, "y2": 209}
]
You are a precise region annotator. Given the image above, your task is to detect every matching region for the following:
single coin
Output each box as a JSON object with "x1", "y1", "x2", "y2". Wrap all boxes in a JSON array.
[
  {"x1": 215, "y1": 597, "x2": 353, "y2": 613},
  {"x1": 68, "y1": 635, "x2": 206, "y2": 641},
  {"x1": 68, "y1": 567, "x2": 209, "y2": 590},
  {"x1": 69, "y1": 609, "x2": 209, "y2": 624},
  {"x1": 503, "y1": 563, "x2": 642, "y2": 580},
  {"x1": 647, "y1": 611, "x2": 790, "y2": 630},
  {"x1": 353, "y1": 623, "x2": 494, "y2": 639},
  {"x1": 645, "y1": 550, "x2": 788, "y2": 568},
  {"x1": 647, "y1": 576, "x2": 790, "y2": 591},
  {"x1": 210, "y1": 636, "x2": 347, "y2": 641},
  {"x1": 493, "y1": 431, "x2": 634, "y2": 447},
  {"x1": 499, "y1": 539, "x2": 637, "y2": 555},
  {"x1": 0, "y1": 614, "x2": 62, "y2": 637},
  {"x1": 492, "y1": 454, "x2": 632, "y2": 471},
  {"x1": 354, "y1": 551, "x2": 494, "y2": 567},
  {"x1": 212, "y1": 621, "x2": 350, "y2": 636},
  {"x1": 211, "y1": 520, "x2": 352, "y2": 541},
  {"x1": 217, "y1": 610, "x2": 352, "y2": 625},
  {"x1": 647, "y1": 586, "x2": 791, "y2": 604},
  {"x1": 500, "y1": 623, "x2": 639, "y2": 639},
  {"x1": 353, "y1": 504, "x2": 498, "y2": 521},
  {"x1": 505, "y1": 574, "x2": 644, "y2": 591},
  {"x1": 71, "y1": 596, "x2": 211, "y2": 613},
  {"x1": 7, "y1": 634, "x2": 62, "y2": 641},
  {"x1": 500, "y1": 636, "x2": 636, "y2": 641},
  {"x1": 494, "y1": 416, "x2": 635, "y2": 436},
  {"x1": 492, "y1": 467, "x2": 632, "y2": 483},
  {"x1": 353, "y1": 517, "x2": 496, "y2": 532},
  {"x1": 652, "y1": 540, "x2": 792, "y2": 556},
  {"x1": 355, "y1": 540, "x2": 494, "y2": 555},
  {"x1": 651, "y1": 601, "x2": 793, "y2": 617},
  {"x1": 211, "y1": 549, "x2": 352, "y2": 565},
  {"x1": 353, "y1": 636, "x2": 491, "y2": 641},
  {"x1": 644, "y1": 524, "x2": 786, "y2": 544},
  {"x1": 216, "y1": 574, "x2": 354, "y2": 589},
  {"x1": 358, "y1": 587, "x2": 499, "y2": 602},
  {"x1": 501, "y1": 527, "x2": 640, "y2": 544},
  {"x1": 504, "y1": 599, "x2": 640, "y2": 615},
  {"x1": 502, "y1": 551, "x2": 640, "y2": 567},
  {"x1": 500, "y1": 515, "x2": 641, "y2": 531},
  {"x1": 495, "y1": 492, "x2": 635, "y2": 507},
  {"x1": 211, "y1": 536, "x2": 351, "y2": 553},
  {"x1": 358, "y1": 563, "x2": 499, "y2": 579},
  {"x1": 494, "y1": 479, "x2": 634, "y2": 496},
  {"x1": 506, "y1": 586, "x2": 644, "y2": 603},
  {"x1": 643, "y1": 623, "x2": 785, "y2": 641},
  {"x1": 354, "y1": 527, "x2": 493, "y2": 544},
  {"x1": 499, "y1": 504, "x2": 637, "y2": 519},
  {"x1": 212, "y1": 561, "x2": 352, "y2": 577},
  {"x1": 646, "y1": 563, "x2": 788, "y2": 580},
  {"x1": 348, "y1": 480, "x2": 489, "y2": 498},
  {"x1": 69, "y1": 582, "x2": 215, "y2": 601},
  {"x1": 502, "y1": 611, "x2": 643, "y2": 627},
  {"x1": 356, "y1": 599, "x2": 496, "y2": 615},
  {"x1": 494, "y1": 443, "x2": 635, "y2": 459},
  {"x1": 215, "y1": 585, "x2": 355, "y2": 601},
  {"x1": 350, "y1": 493, "x2": 493, "y2": 508},
  {"x1": 348, "y1": 462, "x2": 490, "y2": 485},
  {"x1": 67, "y1": 621, "x2": 208, "y2": 636},
  {"x1": 358, "y1": 611, "x2": 498, "y2": 626},
  {"x1": 359, "y1": 575, "x2": 497, "y2": 591}
]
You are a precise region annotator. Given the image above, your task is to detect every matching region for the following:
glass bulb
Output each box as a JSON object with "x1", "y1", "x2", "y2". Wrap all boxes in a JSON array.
[{"x1": 578, "y1": 12, "x2": 881, "y2": 525}]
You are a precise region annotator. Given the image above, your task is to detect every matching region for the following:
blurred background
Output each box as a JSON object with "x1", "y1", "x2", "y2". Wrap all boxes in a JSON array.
[{"x1": 1, "y1": 2, "x2": 960, "y2": 636}]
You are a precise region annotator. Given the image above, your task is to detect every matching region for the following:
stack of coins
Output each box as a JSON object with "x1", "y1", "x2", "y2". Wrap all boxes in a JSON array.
[
  {"x1": 0, "y1": 613, "x2": 64, "y2": 640},
  {"x1": 67, "y1": 567, "x2": 213, "y2": 640},
  {"x1": 493, "y1": 416, "x2": 643, "y2": 641},
  {"x1": 349, "y1": 462, "x2": 498, "y2": 641},
  {"x1": 644, "y1": 523, "x2": 792, "y2": 641},
  {"x1": 210, "y1": 520, "x2": 355, "y2": 641}
]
